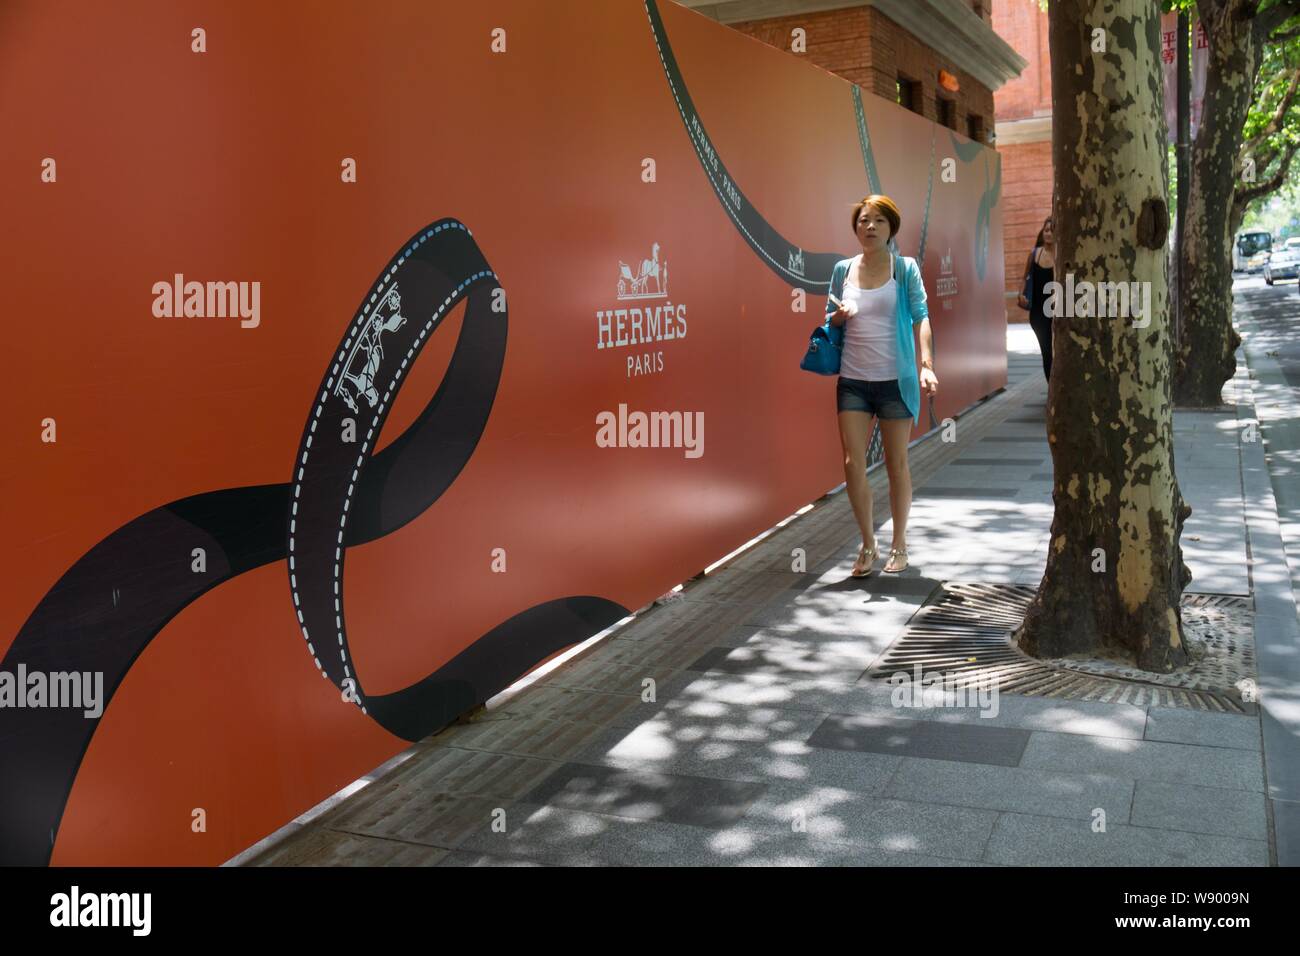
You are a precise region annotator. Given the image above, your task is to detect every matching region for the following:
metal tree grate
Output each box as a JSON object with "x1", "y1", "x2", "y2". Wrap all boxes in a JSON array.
[{"x1": 867, "y1": 583, "x2": 1256, "y2": 713}]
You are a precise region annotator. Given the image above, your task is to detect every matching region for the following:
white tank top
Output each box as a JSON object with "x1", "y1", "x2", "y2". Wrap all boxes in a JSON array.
[{"x1": 839, "y1": 261, "x2": 898, "y2": 381}]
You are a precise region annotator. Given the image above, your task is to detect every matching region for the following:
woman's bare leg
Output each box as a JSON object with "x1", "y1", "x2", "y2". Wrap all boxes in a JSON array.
[
  {"x1": 879, "y1": 418, "x2": 913, "y2": 569},
  {"x1": 838, "y1": 410, "x2": 878, "y2": 552}
]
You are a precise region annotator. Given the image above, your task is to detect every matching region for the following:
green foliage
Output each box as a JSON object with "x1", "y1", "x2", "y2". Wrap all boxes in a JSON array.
[{"x1": 1236, "y1": 22, "x2": 1300, "y2": 224}]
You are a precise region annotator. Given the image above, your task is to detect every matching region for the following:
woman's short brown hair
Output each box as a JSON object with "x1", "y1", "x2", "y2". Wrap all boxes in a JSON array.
[{"x1": 850, "y1": 194, "x2": 902, "y2": 240}]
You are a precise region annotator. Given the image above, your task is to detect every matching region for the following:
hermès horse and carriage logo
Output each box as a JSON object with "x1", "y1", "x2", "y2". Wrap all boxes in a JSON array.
[
  {"x1": 936, "y1": 246, "x2": 958, "y2": 307},
  {"x1": 788, "y1": 247, "x2": 805, "y2": 277},
  {"x1": 597, "y1": 242, "x2": 688, "y2": 377},
  {"x1": 335, "y1": 286, "x2": 408, "y2": 412},
  {"x1": 616, "y1": 242, "x2": 669, "y2": 299}
]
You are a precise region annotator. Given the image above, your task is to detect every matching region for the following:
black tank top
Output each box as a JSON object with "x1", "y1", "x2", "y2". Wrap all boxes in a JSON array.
[{"x1": 1029, "y1": 249, "x2": 1054, "y2": 323}]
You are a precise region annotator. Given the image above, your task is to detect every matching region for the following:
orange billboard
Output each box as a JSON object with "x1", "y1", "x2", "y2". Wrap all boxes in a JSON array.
[{"x1": 0, "y1": 0, "x2": 1005, "y2": 864}]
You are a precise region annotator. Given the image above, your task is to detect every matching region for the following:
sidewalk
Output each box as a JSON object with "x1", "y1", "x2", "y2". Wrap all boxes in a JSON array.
[
  {"x1": 1222, "y1": 278, "x2": 1300, "y2": 867},
  {"x1": 239, "y1": 325, "x2": 1279, "y2": 867}
]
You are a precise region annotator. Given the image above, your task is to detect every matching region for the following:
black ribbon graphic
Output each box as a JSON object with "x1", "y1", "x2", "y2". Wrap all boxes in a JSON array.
[
  {"x1": 0, "y1": 219, "x2": 630, "y2": 865},
  {"x1": 643, "y1": 0, "x2": 843, "y2": 291},
  {"x1": 4, "y1": 3, "x2": 989, "y2": 865}
]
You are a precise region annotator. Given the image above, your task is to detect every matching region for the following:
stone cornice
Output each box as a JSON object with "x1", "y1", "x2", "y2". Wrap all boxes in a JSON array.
[
  {"x1": 678, "y1": 0, "x2": 1027, "y2": 92},
  {"x1": 994, "y1": 115, "x2": 1052, "y2": 146}
]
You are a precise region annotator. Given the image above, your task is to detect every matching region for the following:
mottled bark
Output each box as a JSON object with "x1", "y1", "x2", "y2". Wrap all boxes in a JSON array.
[
  {"x1": 1174, "y1": 0, "x2": 1258, "y2": 406},
  {"x1": 1015, "y1": 0, "x2": 1191, "y2": 673}
]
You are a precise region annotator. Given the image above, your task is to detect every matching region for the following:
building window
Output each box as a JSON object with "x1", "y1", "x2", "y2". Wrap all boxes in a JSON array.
[
  {"x1": 967, "y1": 113, "x2": 985, "y2": 143},
  {"x1": 938, "y1": 97, "x2": 957, "y2": 130},
  {"x1": 897, "y1": 76, "x2": 921, "y2": 115}
]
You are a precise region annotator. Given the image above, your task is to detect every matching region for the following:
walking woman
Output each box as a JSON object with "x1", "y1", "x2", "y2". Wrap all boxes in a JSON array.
[
  {"x1": 1018, "y1": 217, "x2": 1056, "y2": 381},
  {"x1": 826, "y1": 194, "x2": 937, "y2": 577}
]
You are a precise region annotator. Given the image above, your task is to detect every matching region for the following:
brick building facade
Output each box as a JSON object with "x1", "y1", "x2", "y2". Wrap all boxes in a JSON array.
[
  {"x1": 991, "y1": 0, "x2": 1053, "y2": 323},
  {"x1": 682, "y1": 0, "x2": 1027, "y2": 313}
]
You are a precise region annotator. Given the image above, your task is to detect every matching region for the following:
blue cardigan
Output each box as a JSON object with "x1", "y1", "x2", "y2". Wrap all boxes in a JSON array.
[{"x1": 825, "y1": 253, "x2": 931, "y2": 424}]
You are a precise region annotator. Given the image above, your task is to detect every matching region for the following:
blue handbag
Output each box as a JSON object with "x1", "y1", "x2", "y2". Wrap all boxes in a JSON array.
[{"x1": 800, "y1": 319, "x2": 843, "y2": 375}]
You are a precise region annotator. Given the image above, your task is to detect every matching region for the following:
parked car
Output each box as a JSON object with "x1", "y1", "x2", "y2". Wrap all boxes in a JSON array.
[{"x1": 1265, "y1": 237, "x2": 1300, "y2": 283}]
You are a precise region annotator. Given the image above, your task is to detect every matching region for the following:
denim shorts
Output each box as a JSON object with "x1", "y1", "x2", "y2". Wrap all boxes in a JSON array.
[{"x1": 836, "y1": 376, "x2": 911, "y2": 419}]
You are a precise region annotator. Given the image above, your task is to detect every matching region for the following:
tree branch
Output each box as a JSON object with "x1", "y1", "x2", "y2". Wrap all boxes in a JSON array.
[
  {"x1": 1241, "y1": 66, "x2": 1300, "y2": 153},
  {"x1": 1254, "y1": 0, "x2": 1300, "y2": 41},
  {"x1": 1234, "y1": 137, "x2": 1300, "y2": 207}
]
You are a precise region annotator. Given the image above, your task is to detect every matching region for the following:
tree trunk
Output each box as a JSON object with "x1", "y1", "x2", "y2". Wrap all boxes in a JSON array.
[
  {"x1": 1173, "y1": 0, "x2": 1252, "y2": 407},
  {"x1": 1015, "y1": 0, "x2": 1191, "y2": 673}
]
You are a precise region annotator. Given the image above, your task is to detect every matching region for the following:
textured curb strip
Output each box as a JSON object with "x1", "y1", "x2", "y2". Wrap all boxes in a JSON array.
[{"x1": 1234, "y1": 304, "x2": 1300, "y2": 868}]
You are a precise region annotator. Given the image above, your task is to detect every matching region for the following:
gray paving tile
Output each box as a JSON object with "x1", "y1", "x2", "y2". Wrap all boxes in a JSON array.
[
  {"x1": 1131, "y1": 780, "x2": 1268, "y2": 840},
  {"x1": 490, "y1": 685, "x2": 649, "y2": 728},
  {"x1": 667, "y1": 671, "x2": 938, "y2": 717},
  {"x1": 685, "y1": 644, "x2": 870, "y2": 683},
  {"x1": 1274, "y1": 798, "x2": 1300, "y2": 867},
  {"x1": 741, "y1": 783, "x2": 999, "y2": 861},
  {"x1": 830, "y1": 574, "x2": 941, "y2": 597},
  {"x1": 712, "y1": 620, "x2": 913, "y2": 650},
  {"x1": 300, "y1": 749, "x2": 565, "y2": 838},
  {"x1": 540, "y1": 653, "x2": 701, "y2": 696},
  {"x1": 983, "y1": 812, "x2": 1268, "y2": 866},
  {"x1": 1143, "y1": 709, "x2": 1261, "y2": 751},
  {"x1": 246, "y1": 827, "x2": 452, "y2": 866},
  {"x1": 808, "y1": 713, "x2": 1031, "y2": 767},
  {"x1": 914, "y1": 487, "x2": 1020, "y2": 498},
  {"x1": 1019, "y1": 732, "x2": 1266, "y2": 792},
  {"x1": 455, "y1": 801, "x2": 612, "y2": 864},
  {"x1": 431, "y1": 714, "x2": 610, "y2": 761},
  {"x1": 952, "y1": 458, "x2": 1044, "y2": 465},
  {"x1": 572, "y1": 704, "x2": 827, "y2": 768},
  {"x1": 587, "y1": 732, "x2": 905, "y2": 795},
  {"x1": 884, "y1": 757, "x2": 1134, "y2": 821},
  {"x1": 436, "y1": 850, "x2": 556, "y2": 867},
  {"x1": 903, "y1": 693, "x2": 1149, "y2": 739},
  {"x1": 326, "y1": 791, "x2": 508, "y2": 849},
  {"x1": 472, "y1": 804, "x2": 990, "y2": 866},
  {"x1": 522, "y1": 761, "x2": 768, "y2": 828},
  {"x1": 743, "y1": 601, "x2": 904, "y2": 634},
  {"x1": 547, "y1": 809, "x2": 726, "y2": 865}
]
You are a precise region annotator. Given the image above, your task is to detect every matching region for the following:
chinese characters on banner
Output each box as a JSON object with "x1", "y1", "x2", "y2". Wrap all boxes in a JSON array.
[{"x1": 1161, "y1": 13, "x2": 1209, "y2": 143}]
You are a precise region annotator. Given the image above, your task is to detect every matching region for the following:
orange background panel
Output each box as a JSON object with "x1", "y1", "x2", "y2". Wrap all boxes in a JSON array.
[{"x1": 0, "y1": 0, "x2": 1005, "y2": 864}]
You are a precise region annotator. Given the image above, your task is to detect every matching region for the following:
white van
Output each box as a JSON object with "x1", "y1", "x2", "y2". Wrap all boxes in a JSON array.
[{"x1": 1234, "y1": 230, "x2": 1272, "y2": 272}]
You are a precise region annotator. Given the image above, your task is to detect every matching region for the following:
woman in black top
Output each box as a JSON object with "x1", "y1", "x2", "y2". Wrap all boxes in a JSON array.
[{"x1": 1018, "y1": 217, "x2": 1056, "y2": 381}]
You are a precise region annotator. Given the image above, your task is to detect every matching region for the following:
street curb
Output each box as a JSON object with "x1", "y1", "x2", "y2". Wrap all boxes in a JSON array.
[{"x1": 1233, "y1": 301, "x2": 1300, "y2": 867}]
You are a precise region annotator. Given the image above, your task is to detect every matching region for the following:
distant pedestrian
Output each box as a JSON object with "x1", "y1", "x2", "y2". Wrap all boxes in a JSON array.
[
  {"x1": 1018, "y1": 217, "x2": 1056, "y2": 381},
  {"x1": 826, "y1": 194, "x2": 936, "y2": 577}
]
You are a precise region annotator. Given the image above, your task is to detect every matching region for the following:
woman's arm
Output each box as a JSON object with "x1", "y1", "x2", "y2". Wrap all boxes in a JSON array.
[
  {"x1": 826, "y1": 262, "x2": 851, "y2": 326},
  {"x1": 1024, "y1": 247, "x2": 1038, "y2": 280},
  {"x1": 906, "y1": 257, "x2": 929, "y2": 324},
  {"x1": 909, "y1": 259, "x2": 937, "y2": 393},
  {"x1": 919, "y1": 316, "x2": 937, "y2": 394}
]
